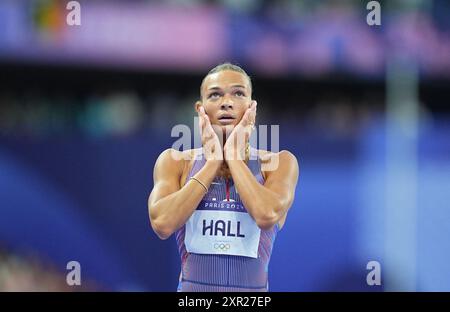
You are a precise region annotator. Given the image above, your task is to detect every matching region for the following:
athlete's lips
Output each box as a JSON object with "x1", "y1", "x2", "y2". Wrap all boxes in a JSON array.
[
  {"x1": 218, "y1": 113, "x2": 236, "y2": 120},
  {"x1": 217, "y1": 113, "x2": 236, "y2": 125}
]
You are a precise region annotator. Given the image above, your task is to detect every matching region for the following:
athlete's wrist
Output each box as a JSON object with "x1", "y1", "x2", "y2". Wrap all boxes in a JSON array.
[{"x1": 205, "y1": 159, "x2": 222, "y2": 172}]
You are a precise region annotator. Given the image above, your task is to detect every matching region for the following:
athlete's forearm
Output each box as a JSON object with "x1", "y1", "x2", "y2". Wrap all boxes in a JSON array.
[
  {"x1": 227, "y1": 160, "x2": 283, "y2": 230},
  {"x1": 150, "y1": 160, "x2": 221, "y2": 239}
]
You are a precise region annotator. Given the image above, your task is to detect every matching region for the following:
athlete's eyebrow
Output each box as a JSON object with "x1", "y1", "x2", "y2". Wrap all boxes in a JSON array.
[
  {"x1": 207, "y1": 85, "x2": 246, "y2": 91},
  {"x1": 207, "y1": 86, "x2": 222, "y2": 91}
]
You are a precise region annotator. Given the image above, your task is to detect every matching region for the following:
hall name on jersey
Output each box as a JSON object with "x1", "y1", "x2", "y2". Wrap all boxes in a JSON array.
[{"x1": 202, "y1": 219, "x2": 245, "y2": 237}]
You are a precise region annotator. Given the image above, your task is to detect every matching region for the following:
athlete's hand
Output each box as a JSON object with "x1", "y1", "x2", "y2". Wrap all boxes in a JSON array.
[
  {"x1": 224, "y1": 100, "x2": 257, "y2": 162},
  {"x1": 198, "y1": 106, "x2": 223, "y2": 165}
]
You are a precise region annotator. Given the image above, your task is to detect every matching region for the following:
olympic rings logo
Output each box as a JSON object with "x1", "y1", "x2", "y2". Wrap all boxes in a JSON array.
[{"x1": 214, "y1": 243, "x2": 231, "y2": 251}]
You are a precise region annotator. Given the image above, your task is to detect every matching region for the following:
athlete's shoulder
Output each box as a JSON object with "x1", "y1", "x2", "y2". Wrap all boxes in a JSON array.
[
  {"x1": 177, "y1": 148, "x2": 203, "y2": 162},
  {"x1": 278, "y1": 150, "x2": 298, "y2": 165},
  {"x1": 155, "y1": 148, "x2": 202, "y2": 172},
  {"x1": 157, "y1": 148, "x2": 200, "y2": 162},
  {"x1": 257, "y1": 149, "x2": 299, "y2": 179},
  {"x1": 257, "y1": 149, "x2": 298, "y2": 165}
]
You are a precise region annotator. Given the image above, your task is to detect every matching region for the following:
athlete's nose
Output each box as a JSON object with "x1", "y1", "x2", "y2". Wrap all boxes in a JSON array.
[
  {"x1": 221, "y1": 96, "x2": 234, "y2": 110},
  {"x1": 221, "y1": 102, "x2": 233, "y2": 110}
]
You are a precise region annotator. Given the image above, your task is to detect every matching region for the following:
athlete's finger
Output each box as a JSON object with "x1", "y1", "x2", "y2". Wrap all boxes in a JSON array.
[{"x1": 241, "y1": 107, "x2": 252, "y2": 127}]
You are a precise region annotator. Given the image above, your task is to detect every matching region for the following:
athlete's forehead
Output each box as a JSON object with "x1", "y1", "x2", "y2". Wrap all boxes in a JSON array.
[{"x1": 201, "y1": 70, "x2": 251, "y2": 96}]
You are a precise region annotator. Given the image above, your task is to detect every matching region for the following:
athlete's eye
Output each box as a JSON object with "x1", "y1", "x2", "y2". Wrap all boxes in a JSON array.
[
  {"x1": 208, "y1": 92, "x2": 221, "y2": 99},
  {"x1": 235, "y1": 91, "x2": 246, "y2": 97}
]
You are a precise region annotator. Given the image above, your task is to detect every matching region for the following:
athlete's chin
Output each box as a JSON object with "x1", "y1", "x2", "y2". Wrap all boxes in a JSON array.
[
  {"x1": 221, "y1": 124, "x2": 235, "y2": 134},
  {"x1": 211, "y1": 123, "x2": 236, "y2": 134}
]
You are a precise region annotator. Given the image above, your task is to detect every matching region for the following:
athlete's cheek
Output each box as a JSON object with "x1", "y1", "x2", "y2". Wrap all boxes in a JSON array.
[{"x1": 203, "y1": 104, "x2": 215, "y2": 117}]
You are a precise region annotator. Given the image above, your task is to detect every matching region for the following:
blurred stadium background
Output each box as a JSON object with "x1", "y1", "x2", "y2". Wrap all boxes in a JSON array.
[{"x1": 0, "y1": 0, "x2": 449, "y2": 291}]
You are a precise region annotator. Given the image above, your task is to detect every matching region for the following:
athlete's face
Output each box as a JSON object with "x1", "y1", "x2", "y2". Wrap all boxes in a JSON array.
[{"x1": 197, "y1": 70, "x2": 252, "y2": 133}]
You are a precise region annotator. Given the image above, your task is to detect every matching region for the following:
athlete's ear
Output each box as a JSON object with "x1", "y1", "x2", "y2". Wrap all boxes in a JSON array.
[{"x1": 194, "y1": 101, "x2": 202, "y2": 113}]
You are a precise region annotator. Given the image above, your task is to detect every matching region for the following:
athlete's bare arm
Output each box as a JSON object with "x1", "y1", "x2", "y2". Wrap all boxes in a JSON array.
[
  {"x1": 148, "y1": 149, "x2": 220, "y2": 239},
  {"x1": 148, "y1": 107, "x2": 223, "y2": 240},
  {"x1": 224, "y1": 101, "x2": 299, "y2": 230},
  {"x1": 227, "y1": 150, "x2": 299, "y2": 230}
]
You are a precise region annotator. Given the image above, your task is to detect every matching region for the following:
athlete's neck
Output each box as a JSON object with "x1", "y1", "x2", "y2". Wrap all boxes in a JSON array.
[
  {"x1": 218, "y1": 163, "x2": 231, "y2": 180},
  {"x1": 216, "y1": 130, "x2": 249, "y2": 179}
]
